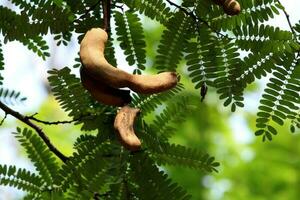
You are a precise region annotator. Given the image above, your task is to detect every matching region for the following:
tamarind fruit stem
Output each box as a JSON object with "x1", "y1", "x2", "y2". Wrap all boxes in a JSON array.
[
  {"x1": 80, "y1": 67, "x2": 131, "y2": 106},
  {"x1": 80, "y1": 28, "x2": 178, "y2": 94},
  {"x1": 114, "y1": 106, "x2": 141, "y2": 151}
]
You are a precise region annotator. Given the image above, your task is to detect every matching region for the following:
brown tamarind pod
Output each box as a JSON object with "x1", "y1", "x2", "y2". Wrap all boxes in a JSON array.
[
  {"x1": 222, "y1": 0, "x2": 241, "y2": 16},
  {"x1": 80, "y1": 67, "x2": 131, "y2": 106},
  {"x1": 114, "y1": 106, "x2": 141, "y2": 151},
  {"x1": 80, "y1": 28, "x2": 178, "y2": 94}
]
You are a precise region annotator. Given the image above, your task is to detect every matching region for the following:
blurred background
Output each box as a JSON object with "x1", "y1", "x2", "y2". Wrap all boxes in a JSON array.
[{"x1": 0, "y1": 0, "x2": 300, "y2": 199}]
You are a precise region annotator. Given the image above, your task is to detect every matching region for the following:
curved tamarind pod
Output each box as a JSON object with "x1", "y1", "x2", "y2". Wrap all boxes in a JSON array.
[
  {"x1": 114, "y1": 106, "x2": 141, "y2": 151},
  {"x1": 80, "y1": 28, "x2": 178, "y2": 94},
  {"x1": 80, "y1": 67, "x2": 131, "y2": 106},
  {"x1": 128, "y1": 72, "x2": 178, "y2": 94},
  {"x1": 223, "y1": 0, "x2": 241, "y2": 16}
]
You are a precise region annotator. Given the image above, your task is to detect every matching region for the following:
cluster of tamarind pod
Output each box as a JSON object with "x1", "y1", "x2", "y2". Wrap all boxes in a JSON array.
[
  {"x1": 212, "y1": 0, "x2": 241, "y2": 16},
  {"x1": 79, "y1": 28, "x2": 178, "y2": 151}
]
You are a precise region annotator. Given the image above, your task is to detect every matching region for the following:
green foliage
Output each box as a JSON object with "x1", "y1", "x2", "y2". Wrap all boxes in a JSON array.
[
  {"x1": 185, "y1": 28, "x2": 218, "y2": 88},
  {"x1": 0, "y1": 164, "x2": 42, "y2": 194},
  {"x1": 0, "y1": 0, "x2": 300, "y2": 198},
  {"x1": 131, "y1": 83, "x2": 184, "y2": 115},
  {"x1": 236, "y1": 52, "x2": 276, "y2": 85},
  {"x1": 47, "y1": 67, "x2": 92, "y2": 118},
  {"x1": 0, "y1": 88, "x2": 27, "y2": 105},
  {"x1": 14, "y1": 127, "x2": 60, "y2": 185},
  {"x1": 149, "y1": 97, "x2": 191, "y2": 139},
  {"x1": 129, "y1": 153, "x2": 192, "y2": 199},
  {"x1": 47, "y1": 67, "x2": 113, "y2": 132},
  {"x1": 0, "y1": 41, "x2": 4, "y2": 85},
  {"x1": 141, "y1": 124, "x2": 219, "y2": 173},
  {"x1": 205, "y1": 0, "x2": 281, "y2": 31},
  {"x1": 123, "y1": 0, "x2": 171, "y2": 25},
  {"x1": 233, "y1": 23, "x2": 299, "y2": 53},
  {"x1": 156, "y1": 11, "x2": 193, "y2": 71},
  {"x1": 255, "y1": 53, "x2": 300, "y2": 141},
  {"x1": 114, "y1": 10, "x2": 146, "y2": 73}
]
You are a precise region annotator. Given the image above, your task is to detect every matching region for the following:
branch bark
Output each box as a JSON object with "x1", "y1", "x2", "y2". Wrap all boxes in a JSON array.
[
  {"x1": 0, "y1": 101, "x2": 68, "y2": 163},
  {"x1": 102, "y1": 0, "x2": 112, "y2": 35}
]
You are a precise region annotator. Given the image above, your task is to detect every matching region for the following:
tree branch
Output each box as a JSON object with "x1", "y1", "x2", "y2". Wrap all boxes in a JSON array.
[
  {"x1": 26, "y1": 113, "x2": 91, "y2": 125},
  {"x1": 276, "y1": 0, "x2": 297, "y2": 38},
  {"x1": 0, "y1": 101, "x2": 68, "y2": 163},
  {"x1": 102, "y1": 0, "x2": 112, "y2": 35},
  {"x1": 166, "y1": 0, "x2": 228, "y2": 38}
]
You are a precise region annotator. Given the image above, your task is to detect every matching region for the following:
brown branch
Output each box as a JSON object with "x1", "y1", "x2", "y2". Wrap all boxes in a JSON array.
[
  {"x1": 166, "y1": 0, "x2": 229, "y2": 38},
  {"x1": 26, "y1": 113, "x2": 91, "y2": 125},
  {"x1": 102, "y1": 0, "x2": 112, "y2": 35},
  {"x1": 276, "y1": 0, "x2": 297, "y2": 38},
  {"x1": 0, "y1": 101, "x2": 68, "y2": 163}
]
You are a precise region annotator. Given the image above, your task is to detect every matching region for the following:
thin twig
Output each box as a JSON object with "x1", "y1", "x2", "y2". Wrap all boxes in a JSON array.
[
  {"x1": 276, "y1": 0, "x2": 297, "y2": 38},
  {"x1": 0, "y1": 101, "x2": 68, "y2": 163},
  {"x1": 26, "y1": 113, "x2": 91, "y2": 125},
  {"x1": 113, "y1": 3, "x2": 124, "y2": 12},
  {"x1": 0, "y1": 113, "x2": 7, "y2": 126},
  {"x1": 166, "y1": 0, "x2": 196, "y2": 20},
  {"x1": 166, "y1": 0, "x2": 228, "y2": 38},
  {"x1": 102, "y1": 0, "x2": 112, "y2": 35},
  {"x1": 73, "y1": 0, "x2": 102, "y2": 24}
]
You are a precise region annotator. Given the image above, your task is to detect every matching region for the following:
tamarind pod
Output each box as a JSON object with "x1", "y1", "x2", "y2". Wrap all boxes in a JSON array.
[
  {"x1": 80, "y1": 28, "x2": 131, "y2": 88},
  {"x1": 223, "y1": 0, "x2": 241, "y2": 16},
  {"x1": 114, "y1": 106, "x2": 141, "y2": 151},
  {"x1": 80, "y1": 67, "x2": 131, "y2": 106},
  {"x1": 129, "y1": 72, "x2": 178, "y2": 94},
  {"x1": 80, "y1": 28, "x2": 178, "y2": 94}
]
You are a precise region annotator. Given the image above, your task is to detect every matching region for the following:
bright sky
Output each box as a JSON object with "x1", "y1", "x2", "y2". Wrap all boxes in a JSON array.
[{"x1": 0, "y1": 0, "x2": 299, "y2": 199}]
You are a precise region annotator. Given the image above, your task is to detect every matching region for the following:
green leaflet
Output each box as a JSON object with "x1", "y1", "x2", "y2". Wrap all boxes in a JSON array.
[
  {"x1": 256, "y1": 54, "x2": 300, "y2": 141},
  {"x1": 47, "y1": 67, "x2": 92, "y2": 118},
  {"x1": 207, "y1": 0, "x2": 281, "y2": 31},
  {"x1": 213, "y1": 39, "x2": 244, "y2": 111},
  {"x1": 185, "y1": 28, "x2": 220, "y2": 88},
  {"x1": 131, "y1": 83, "x2": 184, "y2": 115},
  {"x1": 233, "y1": 23, "x2": 299, "y2": 54},
  {"x1": 236, "y1": 52, "x2": 276, "y2": 86},
  {"x1": 130, "y1": 153, "x2": 192, "y2": 200},
  {"x1": 149, "y1": 97, "x2": 191, "y2": 140},
  {"x1": 14, "y1": 127, "x2": 60, "y2": 185},
  {"x1": 155, "y1": 11, "x2": 193, "y2": 71},
  {"x1": 0, "y1": 164, "x2": 42, "y2": 194},
  {"x1": 141, "y1": 124, "x2": 219, "y2": 173},
  {"x1": 123, "y1": 0, "x2": 171, "y2": 25},
  {"x1": 47, "y1": 67, "x2": 112, "y2": 131},
  {"x1": 0, "y1": 88, "x2": 27, "y2": 105},
  {"x1": 114, "y1": 10, "x2": 146, "y2": 73}
]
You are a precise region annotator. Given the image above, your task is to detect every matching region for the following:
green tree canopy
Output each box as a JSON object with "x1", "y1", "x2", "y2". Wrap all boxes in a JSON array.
[{"x1": 0, "y1": 0, "x2": 299, "y2": 199}]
